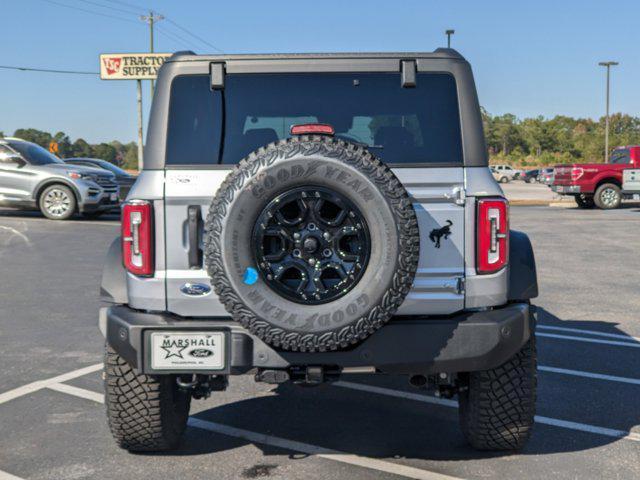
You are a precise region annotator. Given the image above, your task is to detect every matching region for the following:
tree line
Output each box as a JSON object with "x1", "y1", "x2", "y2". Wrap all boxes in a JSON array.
[
  {"x1": 483, "y1": 110, "x2": 640, "y2": 167},
  {"x1": 0, "y1": 128, "x2": 139, "y2": 170},
  {"x1": 5, "y1": 112, "x2": 640, "y2": 170}
]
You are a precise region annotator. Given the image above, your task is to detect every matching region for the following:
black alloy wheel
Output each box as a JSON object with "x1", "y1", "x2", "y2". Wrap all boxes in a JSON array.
[{"x1": 252, "y1": 186, "x2": 371, "y2": 305}]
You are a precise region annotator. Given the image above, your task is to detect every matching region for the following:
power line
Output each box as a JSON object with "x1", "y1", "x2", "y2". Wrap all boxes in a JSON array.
[
  {"x1": 102, "y1": 0, "x2": 148, "y2": 13},
  {"x1": 36, "y1": 0, "x2": 223, "y2": 53},
  {"x1": 37, "y1": 0, "x2": 141, "y2": 24},
  {"x1": 75, "y1": 0, "x2": 142, "y2": 16},
  {"x1": 165, "y1": 18, "x2": 224, "y2": 53},
  {"x1": 0, "y1": 65, "x2": 98, "y2": 75},
  {"x1": 156, "y1": 26, "x2": 199, "y2": 51}
]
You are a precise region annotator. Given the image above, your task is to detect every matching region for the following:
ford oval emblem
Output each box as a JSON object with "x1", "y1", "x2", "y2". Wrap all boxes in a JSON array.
[
  {"x1": 189, "y1": 348, "x2": 213, "y2": 358},
  {"x1": 180, "y1": 283, "x2": 211, "y2": 296}
]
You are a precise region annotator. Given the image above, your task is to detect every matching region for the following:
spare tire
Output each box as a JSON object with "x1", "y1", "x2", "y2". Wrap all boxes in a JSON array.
[{"x1": 204, "y1": 136, "x2": 419, "y2": 352}]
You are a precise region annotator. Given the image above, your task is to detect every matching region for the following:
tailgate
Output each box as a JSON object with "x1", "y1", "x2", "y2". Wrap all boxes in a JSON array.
[
  {"x1": 623, "y1": 169, "x2": 640, "y2": 193},
  {"x1": 164, "y1": 168, "x2": 465, "y2": 318},
  {"x1": 552, "y1": 166, "x2": 572, "y2": 185}
]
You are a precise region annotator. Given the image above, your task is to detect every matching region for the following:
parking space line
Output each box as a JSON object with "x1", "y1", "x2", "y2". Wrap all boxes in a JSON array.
[
  {"x1": 539, "y1": 365, "x2": 640, "y2": 386},
  {"x1": 334, "y1": 381, "x2": 640, "y2": 443},
  {"x1": 538, "y1": 325, "x2": 640, "y2": 343},
  {"x1": 37, "y1": 383, "x2": 464, "y2": 480},
  {"x1": 47, "y1": 382, "x2": 104, "y2": 403},
  {"x1": 189, "y1": 418, "x2": 464, "y2": 480},
  {"x1": 537, "y1": 332, "x2": 640, "y2": 348},
  {"x1": 0, "y1": 363, "x2": 102, "y2": 406},
  {"x1": 0, "y1": 470, "x2": 25, "y2": 480}
]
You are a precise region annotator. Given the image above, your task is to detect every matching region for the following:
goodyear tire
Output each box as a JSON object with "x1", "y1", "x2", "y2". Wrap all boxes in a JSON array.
[{"x1": 204, "y1": 136, "x2": 419, "y2": 352}]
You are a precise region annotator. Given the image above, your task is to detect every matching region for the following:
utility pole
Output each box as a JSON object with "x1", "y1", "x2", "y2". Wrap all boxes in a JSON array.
[
  {"x1": 598, "y1": 61, "x2": 619, "y2": 162},
  {"x1": 445, "y1": 29, "x2": 455, "y2": 48},
  {"x1": 140, "y1": 11, "x2": 164, "y2": 97}
]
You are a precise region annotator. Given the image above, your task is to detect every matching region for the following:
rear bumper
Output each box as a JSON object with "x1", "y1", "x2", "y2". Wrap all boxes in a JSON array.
[
  {"x1": 100, "y1": 303, "x2": 533, "y2": 375},
  {"x1": 622, "y1": 190, "x2": 640, "y2": 200},
  {"x1": 551, "y1": 184, "x2": 581, "y2": 194},
  {"x1": 81, "y1": 194, "x2": 120, "y2": 212}
]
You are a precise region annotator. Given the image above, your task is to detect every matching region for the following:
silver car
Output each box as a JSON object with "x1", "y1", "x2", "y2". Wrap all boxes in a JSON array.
[{"x1": 0, "y1": 138, "x2": 119, "y2": 220}]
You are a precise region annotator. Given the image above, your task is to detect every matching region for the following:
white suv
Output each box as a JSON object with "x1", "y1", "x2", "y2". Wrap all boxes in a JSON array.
[{"x1": 490, "y1": 164, "x2": 518, "y2": 183}]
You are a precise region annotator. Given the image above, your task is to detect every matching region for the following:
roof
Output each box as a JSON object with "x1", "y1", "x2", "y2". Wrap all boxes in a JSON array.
[{"x1": 165, "y1": 48, "x2": 465, "y2": 64}]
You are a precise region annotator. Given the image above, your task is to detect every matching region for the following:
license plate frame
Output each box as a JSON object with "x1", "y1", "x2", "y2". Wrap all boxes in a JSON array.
[{"x1": 148, "y1": 330, "x2": 228, "y2": 373}]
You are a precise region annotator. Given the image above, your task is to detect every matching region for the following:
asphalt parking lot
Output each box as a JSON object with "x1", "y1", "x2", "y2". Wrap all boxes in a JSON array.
[{"x1": 0, "y1": 205, "x2": 639, "y2": 480}]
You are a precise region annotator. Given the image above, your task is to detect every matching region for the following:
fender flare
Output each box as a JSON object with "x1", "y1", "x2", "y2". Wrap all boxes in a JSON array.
[
  {"x1": 100, "y1": 236, "x2": 128, "y2": 304},
  {"x1": 508, "y1": 230, "x2": 538, "y2": 301}
]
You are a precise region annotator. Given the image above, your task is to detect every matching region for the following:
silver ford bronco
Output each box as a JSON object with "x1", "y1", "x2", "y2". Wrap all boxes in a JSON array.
[{"x1": 99, "y1": 49, "x2": 538, "y2": 453}]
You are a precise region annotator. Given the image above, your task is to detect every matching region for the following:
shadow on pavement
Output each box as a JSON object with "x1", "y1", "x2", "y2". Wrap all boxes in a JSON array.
[
  {"x1": 139, "y1": 307, "x2": 640, "y2": 461},
  {"x1": 0, "y1": 207, "x2": 120, "y2": 222}
]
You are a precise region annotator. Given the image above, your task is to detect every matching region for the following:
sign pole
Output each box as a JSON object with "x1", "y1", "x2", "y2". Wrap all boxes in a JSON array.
[{"x1": 136, "y1": 79, "x2": 144, "y2": 171}]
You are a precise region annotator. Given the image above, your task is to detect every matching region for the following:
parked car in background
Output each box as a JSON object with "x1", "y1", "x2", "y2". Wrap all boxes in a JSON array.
[
  {"x1": 0, "y1": 138, "x2": 119, "y2": 219},
  {"x1": 490, "y1": 164, "x2": 517, "y2": 183},
  {"x1": 622, "y1": 168, "x2": 640, "y2": 201},
  {"x1": 539, "y1": 168, "x2": 554, "y2": 185},
  {"x1": 552, "y1": 146, "x2": 640, "y2": 209},
  {"x1": 520, "y1": 169, "x2": 540, "y2": 183},
  {"x1": 64, "y1": 158, "x2": 135, "y2": 200}
]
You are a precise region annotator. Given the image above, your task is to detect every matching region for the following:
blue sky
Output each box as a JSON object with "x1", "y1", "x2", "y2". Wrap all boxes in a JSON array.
[{"x1": 1, "y1": 0, "x2": 639, "y2": 143}]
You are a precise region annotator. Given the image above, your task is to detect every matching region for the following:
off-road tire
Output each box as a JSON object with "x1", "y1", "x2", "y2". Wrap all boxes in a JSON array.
[
  {"x1": 104, "y1": 344, "x2": 191, "y2": 452},
  {"x1": 38, "y1": 184, "x2": 77, "y2": 220},
  {"x1": 458, "y1": 337, "x2": 537, "y2": 451},
  {"x1": 204, "y1": 135, "x2": 419, "y2": 352},
  {"x1": 593, "y1": 183, "x2": 622, "y2": 210},
  {"x1": 574, "y1": 194, "x2": 595, "y2": 209}
]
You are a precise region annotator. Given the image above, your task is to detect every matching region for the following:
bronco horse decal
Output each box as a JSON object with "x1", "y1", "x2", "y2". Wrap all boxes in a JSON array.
[{"x1": 429, "y1": 220, "x2": 453, "y2": 248}]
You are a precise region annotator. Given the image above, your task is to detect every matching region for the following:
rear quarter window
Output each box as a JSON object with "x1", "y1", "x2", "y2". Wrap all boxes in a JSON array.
[{"x1": 165, "y1": 72, "x2": 463, "y2": 167}]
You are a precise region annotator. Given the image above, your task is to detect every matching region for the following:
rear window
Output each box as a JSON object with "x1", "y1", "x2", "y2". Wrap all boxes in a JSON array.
[
  {"x1": 610, "y1": 149, "x2": 630, "y2": 164},
  {"x1": 166, "y1": 73, "x2": 463, "y2": 167}
]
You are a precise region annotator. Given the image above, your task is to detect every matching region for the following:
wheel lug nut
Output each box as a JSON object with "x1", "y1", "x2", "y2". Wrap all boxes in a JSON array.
[
  {"x1": 308, "y1": 258, "x2": 316, "y2": 266},
  {"x1": 323, "y1": 232, "x2": 331, "y2": 241},
  {"x1": 293, "y1": 232, "x2": 301, "y2": 239},
  {"x1": 322, "y1": 249, "x2": 332, "y2": 258},
  {"x1": 308, "y1": 223, "x2": 317, "y2": 231},
  {"x1": 293, "y1": 249, "x2": 301, "y2": 257}
]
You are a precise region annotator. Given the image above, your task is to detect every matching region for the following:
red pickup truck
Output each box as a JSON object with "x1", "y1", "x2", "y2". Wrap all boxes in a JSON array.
[{"x1": 552, "y1": 146, "x2": 639, "y2": 209}]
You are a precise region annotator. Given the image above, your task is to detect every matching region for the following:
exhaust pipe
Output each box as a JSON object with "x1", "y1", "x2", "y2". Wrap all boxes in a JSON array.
[{"x1": 409, "y1": 374, "x2": 428, "y2": 388}]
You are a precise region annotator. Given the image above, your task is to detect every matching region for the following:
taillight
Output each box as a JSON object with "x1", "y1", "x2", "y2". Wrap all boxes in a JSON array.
[
  {"x1": 570, "y1": 167, "x2": 583, "y2": 181},
  {"x1": 122, "y1": 200, "x2": 154, "y2": 276},
  {"x1": 476, "y1": 198, "x2": 509, "y2": 274}
]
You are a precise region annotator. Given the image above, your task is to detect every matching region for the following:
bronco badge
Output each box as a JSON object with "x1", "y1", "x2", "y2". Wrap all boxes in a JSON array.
[{"x1": 429, "y1": 220, "x2": 453, "y2": 248}]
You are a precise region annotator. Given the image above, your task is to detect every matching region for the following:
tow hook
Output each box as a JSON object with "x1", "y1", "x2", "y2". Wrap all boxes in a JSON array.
[{"x1": 176, "y1": 374, "x2": 228, "y2": 399}]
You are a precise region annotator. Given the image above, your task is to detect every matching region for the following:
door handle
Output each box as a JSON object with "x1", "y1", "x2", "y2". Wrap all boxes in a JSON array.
[{"x1": 187, "y1": 205, "x2": 203, "y2": 269}]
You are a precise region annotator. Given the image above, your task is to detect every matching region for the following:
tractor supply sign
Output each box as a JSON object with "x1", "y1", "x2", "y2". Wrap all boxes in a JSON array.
[{"x1": 99, "y1": 53, "x2": 172, "y2": 80}]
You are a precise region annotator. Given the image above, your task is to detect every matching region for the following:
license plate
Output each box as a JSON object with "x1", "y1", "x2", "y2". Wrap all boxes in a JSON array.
[
  {"x1": 110, "y1": 192, "x2": 118, "y2": 201},
  {"x1": 634, "y1": 194, "x2": 640, "y2": 201},
  {"x1": 150, "y1": 332, "x2": 226, "y2": 370},
  {"x1": 556, "y1": 186, "x2": 565, "y2": 193}
]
